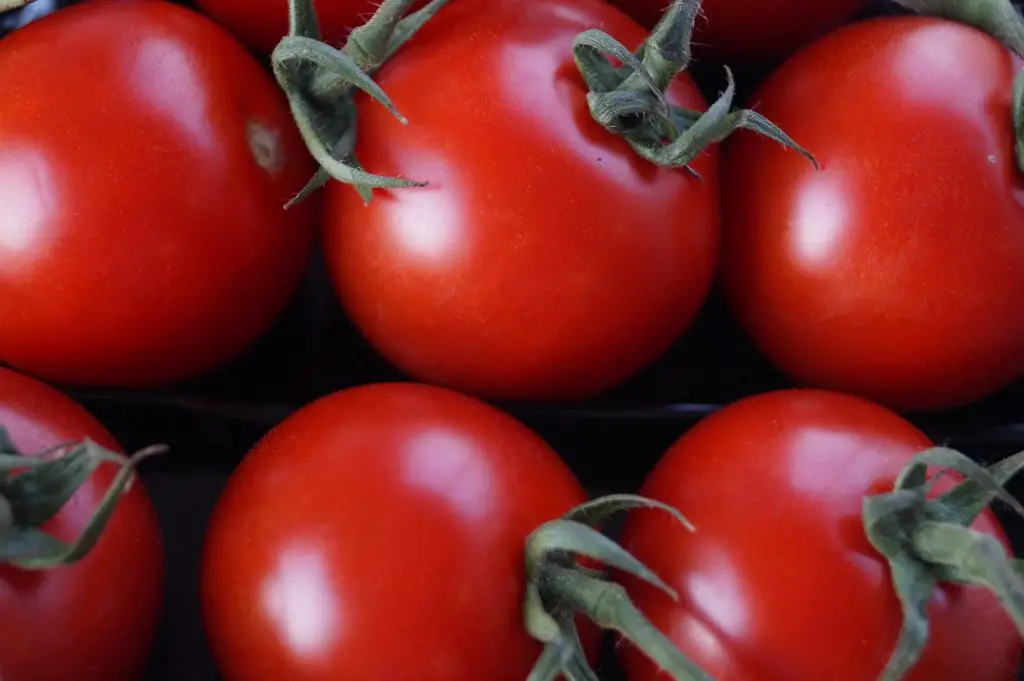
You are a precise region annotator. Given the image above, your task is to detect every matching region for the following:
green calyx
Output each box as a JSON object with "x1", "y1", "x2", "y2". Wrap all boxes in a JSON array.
[
  {"x1": 863, "y1": 446, "x2": 1024, "y2": 681},
  {"x1": 523, "y1": 494, "x2": 716, "y2": 681},
  {"x1": 0, "y1": 427, "x2": 163, "y2": 570},
  {"x1": 892, "y1": 0, "x2": 1024, "y2": 172},
  {"x1": 572, "y1": 0, "x2": 817, "y2": 173},
  {"x1": 272, "y1": 0, "x2": 453, "y2": 206}
]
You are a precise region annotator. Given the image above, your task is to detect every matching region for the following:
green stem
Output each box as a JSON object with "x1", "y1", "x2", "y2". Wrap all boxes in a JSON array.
[
  {"x1": 285, "y1": 0, "x2": 320, "y2": 40},
  {"x1": 521, "y1": 495, "x2": 716, "y2": 681},
  {"x1": 345, "y1": 0, "x2": 419, "y2": 70},
  {"x1": 862, "y1": 447, "x2": 1024, "y2": 681},
  {"x1": 912, "y1": 521, "x2": 1024, "y2": 639},
  {"x1": 572, "y1": 0, "x2": 817, "y2": 173},
  {"x1": 0, "y1": 435, "x2": 164, "y2": 570},
  {"x1": 271, "y1": 0, "x2": 452, "y2": 205},
  {"x1": 539, "y1": 565, "x2": 714, "y2": 681}
]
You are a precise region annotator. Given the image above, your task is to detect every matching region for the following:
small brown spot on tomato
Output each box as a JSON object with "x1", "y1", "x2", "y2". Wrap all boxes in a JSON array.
[{"x1": 247, "y1": 120, "x2": 284, "y2": 175}]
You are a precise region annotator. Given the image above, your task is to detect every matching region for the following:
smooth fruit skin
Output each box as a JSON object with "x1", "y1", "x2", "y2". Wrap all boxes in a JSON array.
[
  {"x1": 610, "y1": 0, "x2": 868, "y2": 61},
  {"x1": 619, "y1": 389, "x2": 1021, "y2": 681},
  {"x1": 202, "y1": 382, "x2": 593, "y2": 681},
  {"x1": 0, "y1": 368, "x2": 163, "y2": 681},
  {"x1": 721, "y1": 17, "x2": 1024, "y2": 412},
  {"x1": 324, "y1": 0, "x2": 719, "y2": 402},
  {"x1": 196, "y1": 0, "x2": 428, "y2": 55},
  {"x1": 0, "y1": 0, "x2": 316, "y2": 387}
]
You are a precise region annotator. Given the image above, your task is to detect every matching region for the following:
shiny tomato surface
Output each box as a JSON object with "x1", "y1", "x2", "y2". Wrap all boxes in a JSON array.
[
  {"x1": 620, "y1": 389, "x2": 1021, "y2": 681},
  {"x1": 324, "y1": 0, "x2": 719, "y2": 401},
  {"x1": 610, "y1": 0, "x2": 868, "y2": 60},
  {"x1": 0, "y1": 368, "x2": 163, "y2": 681},
  {"x1": 196, "y1": 0, "x2": 428, "y2": 54},
  {"x1": 722, "y1": 17, "x2": 1024, "y2": 411},
  {"x1": 0, "y1": 0, "x2": 316, "y2": 387},
  {"x1": 202, "y1": 382, "x2": 593, "y2": 681}
]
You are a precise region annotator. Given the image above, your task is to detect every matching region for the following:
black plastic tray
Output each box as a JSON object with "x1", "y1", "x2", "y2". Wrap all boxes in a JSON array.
[{"x1": 2, "y1": 1, "x2": 1023, "y2": 680}]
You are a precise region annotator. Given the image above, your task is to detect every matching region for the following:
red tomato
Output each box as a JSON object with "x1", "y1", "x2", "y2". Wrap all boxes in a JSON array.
[
  {"x1": 619, "y1": 389, "x2": 1021, "y2": 681},
  {"x1": 721, "y1": 17, "x2": 1024, "y2": 412},
  {"x1": 609, "y1": 0, "x2": 868, "y2": 61},
  {"x1": 196, "y1": 0, "x2": 428, "y2": 55},
  {"x1": 0, "y1": 0, "x2": 316, "y2": 387},
  {"x1": 202, "y1": 382, "x2": 595, "y2": 681},
  {"x1": 324, "y1": 0, "x2": 719, "y2": 401},
  {"x1": 0, "y1": 368, "x2": 163, "y2": 681}
]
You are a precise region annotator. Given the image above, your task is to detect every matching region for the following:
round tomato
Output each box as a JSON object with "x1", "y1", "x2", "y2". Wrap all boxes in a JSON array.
[
  {"x1": 0, "y1": 368, "x2": 163, "y2": 681},
  {"x1": 202, "y1": 382, "x2": 595, "y2": 681},
  {"x1": 619, "y1": 389, "x2": 1021, "y2": 681},
  {"x1": 324, "y1": 0, "x2": 719, "y2": 402},
  {"x1": 196, "y1": 0, "x2": 428, "y2": 55},
  {"x1": 0, "y1": 0, "x2": 316, "y2": 387},
  {"x1": 721, "y1": 17, "x2": 1024, "y2": 412},
  {"x1": 609, "y1": 0, "x2": 868, "y2": 61}
]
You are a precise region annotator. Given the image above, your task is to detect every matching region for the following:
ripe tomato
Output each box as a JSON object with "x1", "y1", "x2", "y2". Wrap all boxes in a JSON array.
[
  {"x1": 202, "y1": 382, "x2": 595, "y2": 681},
  {"x1": 196, "y1": 0, "x2": 428, "y2": 55},
  {"x1": 0, "y1": 0, "x2": 316, "y2": 387},
  {"x1": 609, "y1": 0, "x2": 868, "y2": 61},
  {"x1": 0, "y1": 368, "x2": 163, "y2": 681},
  {"x1": 324, "y1": 0, "x2": 719, "y2": 401},
  {"x1": 619, "y1": 389, "x2": 1021, "y2": 681},
  {"x1": 721, "y1": 17, "x2": 1024, "y2": 412}
]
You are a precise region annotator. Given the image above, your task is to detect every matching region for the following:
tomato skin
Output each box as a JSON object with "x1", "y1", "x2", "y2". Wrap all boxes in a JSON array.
[
  {"x1": 721, "y1": 17, "x2": 1024, "y2": 412},
  {"x1": 196, "y1": 0, "x2": 428, "y2": 55},
  {"x1": 202, "y1": 382, "x2": 595, "y2": 681},
  {"x1": 0, "y1": 0, "x2": 316, "y2": 387},
  {"x1": 619, "y1": 389, "x2": 1021, "y2": 681},
  {"x1": 0, "y1": 368, "x2": 163, "y2": 681},
  {"x1": 610, "y1": 0, "x2": 868, "y2": 61},
  {"x1": 324, "y1": 0, "x2": 719, "y2": 401}
]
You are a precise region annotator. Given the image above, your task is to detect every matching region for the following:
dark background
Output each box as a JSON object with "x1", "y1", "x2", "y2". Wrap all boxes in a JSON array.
[{"x1": 2, "y1": 0, "x2": 1023, "y2": 679}]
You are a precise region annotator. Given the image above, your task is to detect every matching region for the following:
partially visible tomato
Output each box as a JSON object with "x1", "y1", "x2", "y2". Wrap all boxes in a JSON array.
[
  {"x1": 0, "y1": 0, "x2": 316, "y2": 387},
  {"x1": 0, "y1": 368, "x2": 163, "y2": 681},
  {"x1": 721, "y1": 17, "x2": 1024, "y2": 411},
  {"x1": 619, "y1": 389, "x2": 1021, "y2": 681},
  {"x1": 202, "y1": 382, "x2": 596, "y2": 681},
  {"x1": 610, "y1": 0, "x2": 869, "y2": 61},
  {"x1": 196, "y1": 0, "x2": 428, "y2": 55},
  {"x1": 324, "y1": 0, "x2": 719, "y2": 401}
]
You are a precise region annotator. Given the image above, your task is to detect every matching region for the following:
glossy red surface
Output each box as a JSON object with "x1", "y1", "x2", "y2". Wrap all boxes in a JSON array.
[
  {"x1": 722, "y1": 17, "x2": 1024, "y2": 411},
  {"x1": 0, "y1": 0, "x2": 316, "y2": 387},
  {"x1": 610, "y1": 0, "x2": 868, "y2": 60},
  {"x1": 201, "y1": 382, "x2": 593, "y2": 681},
  {"x1": 0, "y1": 368, "x2": 163, "y2": 681},
  {"x1": 620, "y1": 390, "x2": 1021, "y2": 681},
  {"x1": 324, "y1": 0, "x2": 719, "y2": 401},
  {"x1": 196, "y1": 0, "x2": 429, "y2": 55}
]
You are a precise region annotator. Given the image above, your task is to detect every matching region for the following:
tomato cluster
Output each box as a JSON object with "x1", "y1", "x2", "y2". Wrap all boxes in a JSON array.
[{"x1": 0, "y1": 0, "x2": 1022, "y2": 680}]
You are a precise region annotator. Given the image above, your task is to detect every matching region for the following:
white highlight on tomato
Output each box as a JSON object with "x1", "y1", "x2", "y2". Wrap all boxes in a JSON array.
[
  {"x1": 790, "y1": 171, "x2": 850, "y2": 270},
  {"x1": 260, "y1": 546, "x2": 341, "y2": 661},
  {"x1": 0, "y1": 147, "x2": 55, "y2": 259},
  {"x1": 132, "y1": 38, "x2": 217, "y2": 153},
  {"x1": 402, "y1": 427, "x2": 494, "y2": 522}
]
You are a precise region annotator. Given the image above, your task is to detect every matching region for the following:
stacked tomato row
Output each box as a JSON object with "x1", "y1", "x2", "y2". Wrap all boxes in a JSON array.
[{"x1": 0, "y1": 0, "x2": 1022, "y2": 680}]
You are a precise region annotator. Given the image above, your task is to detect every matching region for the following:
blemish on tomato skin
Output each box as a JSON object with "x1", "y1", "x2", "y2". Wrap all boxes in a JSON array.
[{"x1": 247, "y1": 120, "x2": 285, "y2": 175}]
